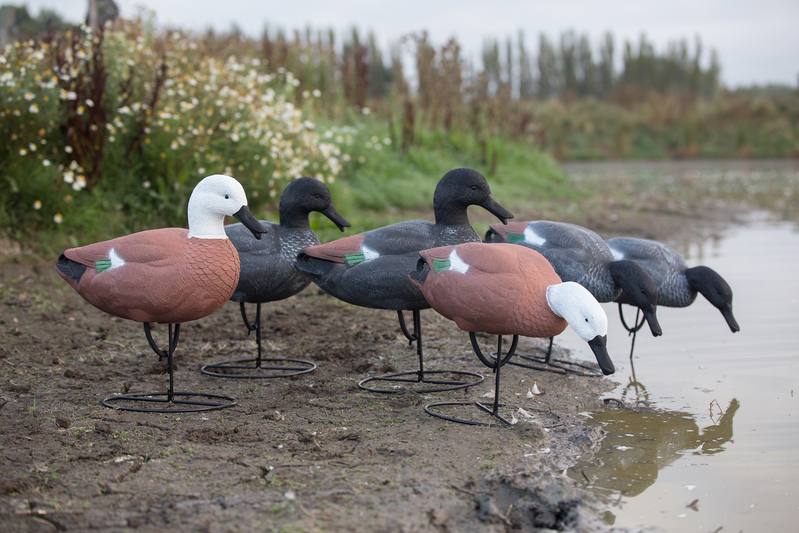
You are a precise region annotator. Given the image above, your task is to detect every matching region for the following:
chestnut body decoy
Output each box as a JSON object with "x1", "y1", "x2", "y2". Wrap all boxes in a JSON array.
[
  {"x1": 56, "y1": 174, "x2": 266, "y2": 413},
  {"x1": 412, "y1": 242, "x2": 615, "y2": 426},
  {"x1": 486, "y1": 220, "x2": 661, "y2": 375},
  {"x1": 296, "y1": 168, "x2": 513, "y2": 393},
  {"x1": 202, "y1": 177, "x2": 350, "y2": 379}
]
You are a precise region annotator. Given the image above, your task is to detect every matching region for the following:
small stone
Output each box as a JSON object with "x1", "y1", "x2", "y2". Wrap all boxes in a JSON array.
[
  {"x1": 55, "y1": 416, "x2": 71, "y2": 429},
  {"x1": 94, "y1": 421, "x2": 112, "y2": 434}
]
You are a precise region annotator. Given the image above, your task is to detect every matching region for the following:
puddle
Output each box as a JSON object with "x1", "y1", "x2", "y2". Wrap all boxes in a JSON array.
[{"x1": 554, "y1": 215, "x2": 799, "y2": 531}]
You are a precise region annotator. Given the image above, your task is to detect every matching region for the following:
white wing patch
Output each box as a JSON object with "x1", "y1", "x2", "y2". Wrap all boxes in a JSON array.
[
  {"x1": 449, "y1": 249, "x2": 469, "y2": 273},
  {"x1": 523, "y1": 226, "x2": 546, "y2": 246},
  {"x1": 109, "y1": 248, "x2": 126, "y2": 270},
  {"x1": 362, "y1": 245, "x2": 380, "y2": 261},
  {"x1": 609, "y1": 246, "x2": 624, "y2": 261}
]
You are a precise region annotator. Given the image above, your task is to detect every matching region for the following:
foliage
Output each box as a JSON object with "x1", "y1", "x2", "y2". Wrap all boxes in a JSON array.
[{"x1": 0, "y1": 22, "x2": 372, "y2": 247}]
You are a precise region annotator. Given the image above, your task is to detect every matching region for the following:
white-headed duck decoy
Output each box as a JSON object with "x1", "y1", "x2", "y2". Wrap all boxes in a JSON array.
[
  {"x1": 606, "y1": 236, "x2": 739, "y2": 362},
  {"x1": 411, "y1": 242, "x2": 614, "y2": 426},
  {"x1": 201, "y1": 177, "x2": 349, "y2": 379},
  {"x1": 296, "y1": 168, "x2": 514, "y2": 393},
  {"x1": 486, "y1": 220, "x2": 661, "y2": 375},
  {"x1": 56, "y1": 174, "x2": 267, "y2": 413}
]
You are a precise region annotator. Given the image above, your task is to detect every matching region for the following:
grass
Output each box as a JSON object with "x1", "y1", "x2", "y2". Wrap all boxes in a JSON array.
[{"x1": 309, "y1": 123, "x2": 578, "y2": 243}]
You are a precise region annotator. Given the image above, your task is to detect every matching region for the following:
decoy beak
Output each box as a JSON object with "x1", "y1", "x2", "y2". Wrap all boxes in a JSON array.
[
  {"x1": 643, "y1": 307, "x2": 663, "y2": 337},
  {"x1": 321, "y1": 205, "x2": 351, "y2": 232},
  {"x1": 233, "y1": 206, "x2": 267, "y2": 239},
  {"x1": 721, "y1": 306, "x2": 740, "y2": 333},
  {"x1": 587, "y1": 335, "x2": 615, "y2": 375},
  {"x1": 480, "y1": 197, "x2": 514, "y2": 225}
]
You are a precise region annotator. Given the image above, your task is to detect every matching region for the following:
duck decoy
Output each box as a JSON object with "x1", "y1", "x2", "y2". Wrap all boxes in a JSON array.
[
  {"x1": 412, "y1": 242, "x2": 615, "y2": 426},
  {"x1": 55, "y1": 174, "x2": 267, "y2": 413},
  {"x1": 606, "y1": 236, "x2": 739, "y2": 366},
  {"x1": 296, "y1": 168, "x2": 514, "y2": 394},
  {"x1": 486, "y1": 220, "x2": 661, "y2": 376},
  {"x1": 201, "y1": 177, "x2": 350, "y2": 379}
]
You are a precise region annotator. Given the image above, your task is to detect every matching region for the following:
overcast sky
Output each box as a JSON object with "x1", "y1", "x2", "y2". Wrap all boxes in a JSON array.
[{"x1": 22, "y1": 0, "x2": 799, "y2": 87}]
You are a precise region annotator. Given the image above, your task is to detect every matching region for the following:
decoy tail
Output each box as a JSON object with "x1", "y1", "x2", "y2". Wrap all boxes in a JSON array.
[
  {"x1": 56, "y1": 253, "x2": 86, "y2": 289},
  {"x1": 295, "y1": 252, "x2": 337, "y2": 281},
  {"x1": 483, "y1": 227, "x2": 500, "y2": 243}
]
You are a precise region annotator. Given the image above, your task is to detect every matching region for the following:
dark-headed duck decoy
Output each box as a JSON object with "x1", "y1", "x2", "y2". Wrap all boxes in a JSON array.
[
  {"x1": 486, "y1": 220, "x2": 661, "y2": 375},
  {"x1": 412, "y1": 242, "x2": 614, "y2": 426},
  {"x1": 296, "y1": 168, "x2": 513, "y2": 393},
  {"x1": 606, "y1": 237, "x2": 739, "y2": 343},
  {"x1": 201, "y1": 177, "x2": 350, "y2": 379},
  {"x1": 56, "y1": 174, "x2": 266, "y2": 413}
]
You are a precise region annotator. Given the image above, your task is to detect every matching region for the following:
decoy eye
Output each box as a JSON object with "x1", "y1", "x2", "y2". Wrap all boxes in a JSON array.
[
  {"x1": 224, "y1": 194, "x2": 230, "y2": 199},
  {"x1": 471, "y1": 185, "x2": 479, "y2": 191},
  {"x1": 585, "y1": 318, "x2": 589, "y2": 322}
]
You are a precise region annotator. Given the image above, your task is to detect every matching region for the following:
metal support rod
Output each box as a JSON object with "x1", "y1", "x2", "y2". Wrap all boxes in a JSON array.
[
  {"x1": 255, "y1": 303, "x2": 262, "y2": 367},
  {"x1": 397, "y1": 310, "x2": 417, "y2": 343},
  {"x1": 414, "y1": 309, "x2": 423, "y2": 380}
]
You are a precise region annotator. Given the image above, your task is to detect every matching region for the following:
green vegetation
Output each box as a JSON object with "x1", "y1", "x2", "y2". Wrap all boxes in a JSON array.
[
  {"x1": 1, "y1": 7, "x2": 797, "y2": 251},
  {"x1": 0, "y1": 22, "x2": 567, "y2": 250}
]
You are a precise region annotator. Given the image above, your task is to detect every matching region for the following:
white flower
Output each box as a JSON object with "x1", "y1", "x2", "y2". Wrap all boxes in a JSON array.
[
  {"x1": 312, "y1": 89, "x2": 321, "y2": 98},
  {"x1": 53, "y1": 213, "x2": 63, "y2": 224},
  {"x1": 33, "y1": 200, "x2": 42, "y2": 210},
  {"x1": 42, "y1": 159, "x2": 51, "y2": 167},
  {"x1": 85, "y1": 98, "x2": 94, "y2": 108},
  {"x1": 73, "y1": 175, "x2": 87, "y2": 191},
  {"x1": 63, "y1": 171, "x2": 75, "y2": 184},
  {"x1": 24, "y1": 92, "x2": 34, "y2": 101},
  {"x1": 142, "y1": 180, "x2": 151, "y2": 189},
  {"x1": 65, "y1": 146, "x2": 73, "y2": 154},
  {"x1": 19, "y1": 148, "x2": 27, "y2": 156}
]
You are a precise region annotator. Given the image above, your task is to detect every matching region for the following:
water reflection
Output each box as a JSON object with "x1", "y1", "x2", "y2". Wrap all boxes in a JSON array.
[{"x1": 570, "y1": 398, "x2": 739, "y2": 498}]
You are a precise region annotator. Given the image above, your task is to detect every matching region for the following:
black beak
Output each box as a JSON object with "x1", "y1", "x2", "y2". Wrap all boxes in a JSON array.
[
  {"x1": 588, "y1": 335, "x2": 615, "y2": 375},
  {"x1": 233, "y1": 206, "x2": 267, "y2": 239},
  {"x1": 321, "y1": 205, "x2": 350, "y2": 232},
  {"x1": 721, "y1": 306, "x2": 740, "y2": 333},
  {"x1": 480, "y1": 197, "x2": 514, "y2": 225},
  {"x1": 643, "y1": 307, "x2": 662, "y2": 337}
]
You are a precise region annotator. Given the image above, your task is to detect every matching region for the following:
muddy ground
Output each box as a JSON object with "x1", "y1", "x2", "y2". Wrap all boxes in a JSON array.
[{"x1": 0, "y1": 181, "x2": 754, "y2": 532}]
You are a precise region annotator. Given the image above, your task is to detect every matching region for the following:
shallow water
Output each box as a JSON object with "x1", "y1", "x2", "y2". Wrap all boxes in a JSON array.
[{"x1": 552, "y1": 214, "x2": 799, "y2": 531}]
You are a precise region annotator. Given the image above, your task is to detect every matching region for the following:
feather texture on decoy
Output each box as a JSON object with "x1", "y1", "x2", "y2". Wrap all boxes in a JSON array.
[
  {"x1": 487, "y1": 220, "x2": 662, "y2": 336},
  {"x1": 297, "y1": 168, "x2": 513, "y2": 311},
  {"x1": 607, "y1": 237, "x2": 739, "y2": 333}
]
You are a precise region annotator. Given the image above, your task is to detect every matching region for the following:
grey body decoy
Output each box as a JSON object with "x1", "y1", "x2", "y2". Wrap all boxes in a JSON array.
[
  {"x1": 296, "y1": 168, "x2": 514, "y2": 393},
  {"x1": 202, "y1": 177, "x2": 350, "y2": 379}
]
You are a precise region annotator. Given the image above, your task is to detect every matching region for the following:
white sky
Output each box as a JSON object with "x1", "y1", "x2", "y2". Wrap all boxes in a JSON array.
[{"x1": 22, "y1": 0, "x2": 799, "y2": 87}]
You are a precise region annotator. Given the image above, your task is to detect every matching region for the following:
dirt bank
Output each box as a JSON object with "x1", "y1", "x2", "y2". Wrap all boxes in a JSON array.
[
  {"x1": 0, "y1": 182, "x2": 755, "y2": 531},
  {"x1": 0, "y1": 255, "x2": 618, "y2": 532}
]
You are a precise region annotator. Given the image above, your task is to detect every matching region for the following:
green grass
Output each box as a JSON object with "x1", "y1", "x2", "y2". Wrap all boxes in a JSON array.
[{"x1": 309, "y1": 123, "x2": 578, "y2": 243}]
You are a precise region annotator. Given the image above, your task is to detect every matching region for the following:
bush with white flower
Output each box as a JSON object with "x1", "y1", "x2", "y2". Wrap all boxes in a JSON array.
[{"x1": 0, "y1": 22, "x2": 364, "y2": 245}]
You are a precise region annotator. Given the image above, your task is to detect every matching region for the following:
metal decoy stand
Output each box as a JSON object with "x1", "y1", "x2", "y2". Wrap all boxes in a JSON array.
[
  {"x1": 507, "y1": 337, "x2": 603, "y2": 377},
  {"x1": 425, "y1": 333, "x2": 560, "y2": 427},
  {"x1": 102, "y1": 323, "x2": 237, "y2": 413},
  {"x1": 618, "y1": 302, "x2": 647, "y2": 378},
  {"x1": 357, "y1": 310, "x2": 485, "y2": 394},
  {"x1": 201, "y1": 302, "x2": 317, "y2": 379}
]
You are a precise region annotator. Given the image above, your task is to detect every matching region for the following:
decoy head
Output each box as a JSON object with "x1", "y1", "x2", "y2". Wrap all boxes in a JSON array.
[
  {"x1": 188, "y1": 174, "x2": 266, "y2": 239},
  {"x1": 546, "y1": 281, "x2": 615, "y2": 375},
  {"x1": 609, "y1": 260, "x2": 662, "y2": 336},
  {"x1": 686, "y1": 266, "x2": 739, "y2": 333},
  {"x1": 280, "y1": 177, "x2": 350, "y2": 231},
  {"x1": 433, "y1": 168, "x2": 513, "y2": 225}
]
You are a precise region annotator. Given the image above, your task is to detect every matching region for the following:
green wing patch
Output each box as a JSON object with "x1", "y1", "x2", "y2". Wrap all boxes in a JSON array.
[
  {"x1": 95, "y1": 259, "x2": 112, "y2": 273},
  {"x1": 507, "y1": 233, "x2": 525, "y2": 244},
  {"x1": 432, "y1": 258, "x2": 451, "y2": 272},
  {"x1": 345, "y1": 252, "x2": 366, "y2": 266}
]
